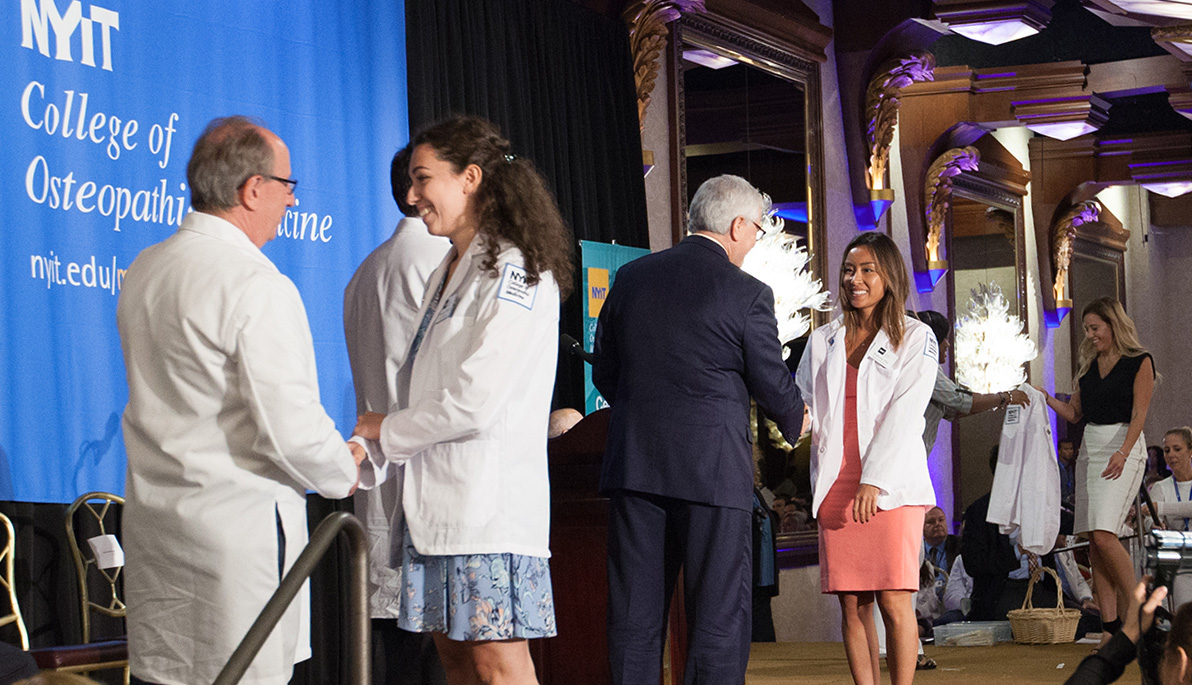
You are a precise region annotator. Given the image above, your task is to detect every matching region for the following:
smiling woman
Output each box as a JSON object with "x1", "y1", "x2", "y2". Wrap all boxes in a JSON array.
[
  {"x1": 1038, "y1": 297, "x2": 1156, "y2": 647},
  {"x1": 797, "y1": 231, "x2": 938, "y2": 685},
  {"x1": 352, "y1": 115, "x2": 574, "y2": 683}
]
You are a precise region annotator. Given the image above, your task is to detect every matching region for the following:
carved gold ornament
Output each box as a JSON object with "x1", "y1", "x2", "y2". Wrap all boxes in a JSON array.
[
  {"x1": 1052, "y1": 200, "x2": 1100, "y2": 304},
  {"x1": 865, "y1": 52, "x2": 935, "y2": 190},
  {"x1": 924, "y1": 146, "x2": 980, "y2": 262},
  {"x1": 623, "y1": 0, "x2": 706, "y2": 131}
]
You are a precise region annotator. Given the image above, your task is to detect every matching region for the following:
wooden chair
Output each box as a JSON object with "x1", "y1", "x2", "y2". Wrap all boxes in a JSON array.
[
  {"x1": 0, "y1": 512, "x2": 29, "y2": 649},
  {"x1": 30, "y1": 492, "x2": 129, "y2": 684}
]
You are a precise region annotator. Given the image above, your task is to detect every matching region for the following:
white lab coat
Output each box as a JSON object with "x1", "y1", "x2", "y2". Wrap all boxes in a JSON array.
[
  {"x1": 796, "y1": 315, "x2": 938, "y2": 516},
  {"x1": 343, "y1": 217, "x2": 449, "y2": 619},
  {"x1": 377, "y1": 236, "x2": 559, "y2": 557},
  {"x1": 988, "y1": 384, "x2": 1060, "y2": 554},
  {"x1": 943, "y1": 555, "x2": 973, "y2": 614},
  {"x1": 118, "y1": 212, "x2": 360, "y2": 685},
  {"x1": 1055, "y1": 537, "x2": 1093, "y2": 604}
]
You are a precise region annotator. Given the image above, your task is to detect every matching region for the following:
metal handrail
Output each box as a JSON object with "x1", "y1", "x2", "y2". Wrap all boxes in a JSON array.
[{"x1": 213, "y1": 511, "x2": 370, "y2": 685}]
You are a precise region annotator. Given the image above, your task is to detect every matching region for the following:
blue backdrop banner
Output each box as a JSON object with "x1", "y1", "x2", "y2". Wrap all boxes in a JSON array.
[{"x1": 1, "y1": 0, "x2": 408, "y2": 503}]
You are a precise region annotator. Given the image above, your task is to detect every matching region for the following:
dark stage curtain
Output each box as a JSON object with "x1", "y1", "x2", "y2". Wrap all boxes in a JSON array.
[{"x1": 406, "y1": 0, "x2": 651, "y2": 410}]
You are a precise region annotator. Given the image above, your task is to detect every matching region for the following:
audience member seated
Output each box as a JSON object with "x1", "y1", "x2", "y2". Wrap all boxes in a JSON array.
[
  {"x1": 923, "y1": 506, "x2": 960, "y2": 587},
  {"x1": 1058, "y1": 438, "x2": 1077, "y2": 511},
  {"x1": 959, "y1": 452, "x2": 1102, "y2": 634},
  {"x1": 1055, "y1": 533, "x2": 1103, "y2": 638},
  {"x1": 1143, "y1": 426, "x2": 1192, "y2": 608},
  {"x1": 962, "y1": 448, "x2": 1022, "y2": 621},
  {"x1": 770, "y1": 494, "x2": 788, "y2": 516},
  {"x1": 939, "y1": 554, "x2": 973, "y2": 625},
  {"x1": 1148, "y1": 444, "x2": 1173, "y2": 491},
  {"x1": 778, "y1": 496, "x2": 811, "y2": 533},
  {"x1": 548, "y1": 408, "x2": 584, "y2": 439},
  {"x1": 917, "y1": 506, "x2": 961, "y2": 633}
]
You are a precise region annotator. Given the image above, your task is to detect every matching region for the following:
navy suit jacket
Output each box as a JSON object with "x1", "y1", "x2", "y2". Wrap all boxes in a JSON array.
[{"x1": 592, "y1": 235, "x2": 805, "y2": 511}]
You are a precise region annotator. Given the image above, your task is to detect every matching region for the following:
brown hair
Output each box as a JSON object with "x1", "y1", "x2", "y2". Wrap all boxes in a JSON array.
[
  {"x1": 1167, "y1": 600, "x2": 1192, "y2": 680},
  {"x1": 1167, "y1": 427, "x2": 1192, "y2": 451},
  {"x1": 410, "y1": 116, "x2": 574, "y2": 299},
  {"x1": 1075, "y1": 297, "x2": 1151, "y2": 382},
  {"x1": 839, "y1": 232, "x2": 911, "y2": 349}
]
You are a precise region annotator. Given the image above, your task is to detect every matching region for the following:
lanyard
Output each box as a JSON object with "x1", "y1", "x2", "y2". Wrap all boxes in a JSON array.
[{"x1": 1174, "y1": 480, "x2": 1191, "y2": 531}]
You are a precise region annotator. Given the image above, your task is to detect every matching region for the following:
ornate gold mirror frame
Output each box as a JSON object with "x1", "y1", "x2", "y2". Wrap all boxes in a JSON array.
[{"x1": 665, "y1": 9, "x2": 826, "y2": 566}]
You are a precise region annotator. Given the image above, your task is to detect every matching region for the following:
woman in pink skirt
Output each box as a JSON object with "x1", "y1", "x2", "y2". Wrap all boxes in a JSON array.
[{"x1": 797, "y1": 232, "x2": 937, "y2": 685}]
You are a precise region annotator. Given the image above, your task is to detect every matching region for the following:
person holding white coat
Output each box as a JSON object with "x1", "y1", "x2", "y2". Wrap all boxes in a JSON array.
[
  {"x1": 796, "y1": 231, "x2": 937, "y2": 685},
  {"x1": 354, "y1": 116, "x2": 574, "y2": 684},
  {"x1": 1038, "y1": 297, "x2": 1155, "y2": 646}
]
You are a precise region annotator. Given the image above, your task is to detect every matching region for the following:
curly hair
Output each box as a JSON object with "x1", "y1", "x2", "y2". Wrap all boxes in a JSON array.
[{"x1": 410, "y1": 116, "x2": 575, "y2": 299}]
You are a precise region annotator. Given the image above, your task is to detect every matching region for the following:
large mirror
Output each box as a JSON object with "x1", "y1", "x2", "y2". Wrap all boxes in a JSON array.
[
  {"x1": 948, "y1": 183, "x2": 1028, "y2": 510},
  {"x1": 671, "y1": 12, "x2": 825, "y2": 564},
  {"x1": 1067, "y1": 210, "x2": 1128, "y2": 377}
]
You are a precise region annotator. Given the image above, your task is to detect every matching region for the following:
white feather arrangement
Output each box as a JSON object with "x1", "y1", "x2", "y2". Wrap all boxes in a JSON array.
[
  {"x1": 954, "y1": 282, "x2": 1037, "y2": 393},
  {"x1": 741, "y1": 219, "x2": 831, "y2": 350}
]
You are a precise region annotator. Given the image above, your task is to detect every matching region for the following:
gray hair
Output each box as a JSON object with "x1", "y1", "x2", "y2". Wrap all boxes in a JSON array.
[
  {"x1": 187, "y1": 115, "x2": 275, "y2": 213},
  {"x1": 687, "y1": 174, "x2": 767, "y2": 235}
]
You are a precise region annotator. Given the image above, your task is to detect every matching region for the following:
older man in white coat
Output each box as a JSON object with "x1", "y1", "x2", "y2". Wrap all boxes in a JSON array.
[
  {"x1": 118, "y1": 116, "x2": 366, "y2": 685},
  {"x1": 344, "y1": 145, "x2": 449, "y2": 685}
]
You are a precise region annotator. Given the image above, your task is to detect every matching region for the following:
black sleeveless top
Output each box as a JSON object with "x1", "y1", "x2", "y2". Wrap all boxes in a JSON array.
[{"x1": 1078, "y1": 352, "x2": 1154, "y2": 425}]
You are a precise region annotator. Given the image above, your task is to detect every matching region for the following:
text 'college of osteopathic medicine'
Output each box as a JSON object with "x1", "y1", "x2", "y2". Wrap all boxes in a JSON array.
[{"x1": 16, "y1": 0, "x2": 340, "y2": 295}]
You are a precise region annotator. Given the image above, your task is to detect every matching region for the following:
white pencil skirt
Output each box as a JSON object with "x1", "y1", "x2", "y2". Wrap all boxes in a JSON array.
[{"x1": 1075, "y1": 423, "x2": 1146, "y2": 535}]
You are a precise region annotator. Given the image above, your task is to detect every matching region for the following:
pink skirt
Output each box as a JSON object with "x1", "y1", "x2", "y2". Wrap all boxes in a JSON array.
[{"x1": 819, "y1": 363, "x2": 926, "y2": 593}]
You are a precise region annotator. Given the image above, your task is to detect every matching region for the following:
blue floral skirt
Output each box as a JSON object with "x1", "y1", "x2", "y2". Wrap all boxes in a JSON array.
[{"x1": 396, "y1": 523, "x2": 557, "y2": 641}]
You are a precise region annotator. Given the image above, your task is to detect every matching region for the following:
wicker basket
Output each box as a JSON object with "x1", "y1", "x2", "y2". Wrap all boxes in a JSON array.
[{"x1": 1006, "y1": 566, "x2": 1081, "y2": 644}]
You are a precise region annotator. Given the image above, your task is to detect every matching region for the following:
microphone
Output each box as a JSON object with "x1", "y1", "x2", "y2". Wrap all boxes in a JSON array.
[{"x1": 560, "y1": 334, "x2": 594, "y2": 364}]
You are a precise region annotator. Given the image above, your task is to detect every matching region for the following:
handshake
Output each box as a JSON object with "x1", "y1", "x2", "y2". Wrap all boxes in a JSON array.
[
  {"x1": 344, "y1": 412, "x2": 387, "y2": 495},
  {"x1": 353, "y1": 411, "x2": 387, "y2": 442}
]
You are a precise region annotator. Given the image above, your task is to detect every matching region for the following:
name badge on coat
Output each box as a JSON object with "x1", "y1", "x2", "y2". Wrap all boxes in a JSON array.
[{"x1": 869, "y1": 343, "x2": 895, "y2": 369}]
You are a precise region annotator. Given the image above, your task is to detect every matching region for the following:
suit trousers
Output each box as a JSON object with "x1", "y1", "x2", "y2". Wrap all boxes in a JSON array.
[{"x1": 606, "y1": 490, "x2": 752, "y2": 685}]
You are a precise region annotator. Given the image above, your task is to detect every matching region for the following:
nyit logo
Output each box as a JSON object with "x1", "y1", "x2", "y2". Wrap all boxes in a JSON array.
[{"x1": 20, "y1": 0, "x2": 120, "y2": 72}]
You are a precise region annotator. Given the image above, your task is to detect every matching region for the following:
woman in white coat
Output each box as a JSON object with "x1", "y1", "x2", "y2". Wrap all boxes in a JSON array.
[
  {"x1": 355, "y1": 116, "x2": 574, "y2": 684},
  {"x1": 796, "y1": 232, "x2": 937, "y2": 685}
]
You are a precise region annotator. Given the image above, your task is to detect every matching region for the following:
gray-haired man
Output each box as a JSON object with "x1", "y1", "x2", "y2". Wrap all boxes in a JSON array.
[{"x1": 119, "y1": 116, "x2": 367, "y2": 685}]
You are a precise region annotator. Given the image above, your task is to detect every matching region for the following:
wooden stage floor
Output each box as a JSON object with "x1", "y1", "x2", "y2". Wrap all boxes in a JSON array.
[{"x1": 746, "y1": 641, "x2": 1137, "y2": 683}]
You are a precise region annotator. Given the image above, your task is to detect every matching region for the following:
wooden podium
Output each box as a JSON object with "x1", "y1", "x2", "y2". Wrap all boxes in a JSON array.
[{"x1": 530, "y1": 409, "x2": 688, "y2": 685}]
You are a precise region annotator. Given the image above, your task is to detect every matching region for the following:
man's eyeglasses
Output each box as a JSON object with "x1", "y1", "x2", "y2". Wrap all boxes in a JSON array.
[
  {"x1": 265, "y1": 175, "x2": 298, "y2": 194},
  {"x1": 750, "y1": 219, "x2": 766, "y2": 241}
]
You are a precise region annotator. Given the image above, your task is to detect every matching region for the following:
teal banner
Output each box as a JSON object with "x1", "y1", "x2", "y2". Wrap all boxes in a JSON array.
[{"x1": 580, "y1": 240, "x2": 648, "y2": 414}]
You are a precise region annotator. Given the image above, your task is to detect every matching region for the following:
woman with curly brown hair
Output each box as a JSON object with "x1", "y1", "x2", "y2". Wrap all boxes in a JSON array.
[{"x1": 355, "y1": 115, "x2": 573, "y2": 683}]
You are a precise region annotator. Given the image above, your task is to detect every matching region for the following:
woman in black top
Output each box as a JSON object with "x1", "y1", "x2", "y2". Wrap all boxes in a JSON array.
[{"x1": 1040, "y1": 297, "x2": 1156, "y2": 645}]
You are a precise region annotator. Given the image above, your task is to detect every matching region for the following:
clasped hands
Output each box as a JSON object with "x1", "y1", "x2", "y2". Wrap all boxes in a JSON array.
[
  {"x1": 354, "y1": 412, "x2": 386, "y2": 442},
  {"x1": 342, "y1": 414, "x2": 386, "y2": 496}
]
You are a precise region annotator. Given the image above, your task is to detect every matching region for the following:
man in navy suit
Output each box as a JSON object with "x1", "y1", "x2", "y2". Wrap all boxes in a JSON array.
[{"x1": 593, "y1": 174, "x2": 806, "y2": 684}]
